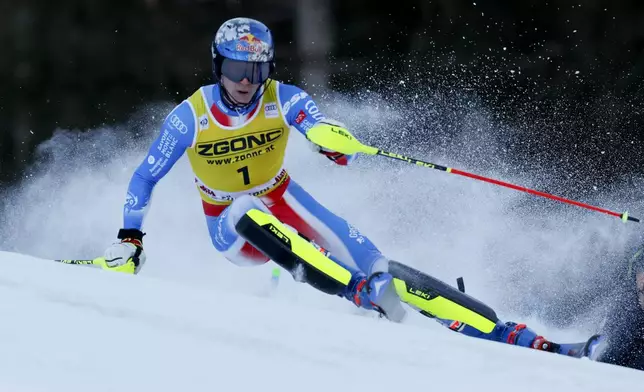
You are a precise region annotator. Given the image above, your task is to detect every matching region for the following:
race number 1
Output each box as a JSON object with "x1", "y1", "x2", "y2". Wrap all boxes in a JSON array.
[{"x1": 237, "y1": 166, "x2": 250, "y2": 185}]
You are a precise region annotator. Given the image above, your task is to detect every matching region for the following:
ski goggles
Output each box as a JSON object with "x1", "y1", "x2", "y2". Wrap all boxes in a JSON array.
[{"x1": 221, "y1": 58, "x2": 271, "y2": 85}]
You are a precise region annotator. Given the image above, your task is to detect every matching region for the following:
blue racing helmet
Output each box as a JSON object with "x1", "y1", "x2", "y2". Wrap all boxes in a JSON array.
[{"x1": 212, "y1": 17, "x2": 275, "y2": 85}]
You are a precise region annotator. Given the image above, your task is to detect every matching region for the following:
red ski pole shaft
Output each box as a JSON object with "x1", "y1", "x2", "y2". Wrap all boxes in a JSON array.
[{"x1": 376, "y1": 150, "x2": 639, "y2": 223}]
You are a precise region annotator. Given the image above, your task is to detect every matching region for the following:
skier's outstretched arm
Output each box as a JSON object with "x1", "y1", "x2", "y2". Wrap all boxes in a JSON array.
[{"x1": 102, "y1": 100, "x2": 197, "y2": 274}]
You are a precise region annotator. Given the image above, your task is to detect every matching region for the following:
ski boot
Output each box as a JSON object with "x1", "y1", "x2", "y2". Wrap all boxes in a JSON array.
[
  {"x1": 347, "y1": 271, "x2": 406, "y2": 322},
  {"x1": 505, "y1": 323, "x2": 562, "y2": 353},
  {"x1": 556, "y1": 334, "x2": 605, "y2": 358},
  {"x1": 505, "y1": 323, "x2": 603, "y2": 357}
]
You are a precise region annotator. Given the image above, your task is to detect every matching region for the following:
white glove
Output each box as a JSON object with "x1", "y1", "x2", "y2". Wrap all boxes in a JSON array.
[{"x1": 103, "y1": 229, "x2": 146, "y2": 274}]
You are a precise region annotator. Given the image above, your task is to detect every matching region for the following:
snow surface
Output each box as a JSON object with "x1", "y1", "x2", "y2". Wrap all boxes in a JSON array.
[
  {"x1": 2, "y1": 96, "x2": 644, "y2": 391},
  {"x1": 1, "y1": 250, "x2": 643, "y2": 392}
]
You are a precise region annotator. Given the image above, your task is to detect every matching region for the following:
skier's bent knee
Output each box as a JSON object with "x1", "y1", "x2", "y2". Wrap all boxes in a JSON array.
[{"x1": 208, "y1": 195, "x2": 272, "y2": 266}]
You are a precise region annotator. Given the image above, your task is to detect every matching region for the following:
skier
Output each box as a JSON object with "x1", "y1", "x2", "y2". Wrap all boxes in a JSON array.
[{"x1": 101, "y1": 16, "x2": 565, "y2": 353}]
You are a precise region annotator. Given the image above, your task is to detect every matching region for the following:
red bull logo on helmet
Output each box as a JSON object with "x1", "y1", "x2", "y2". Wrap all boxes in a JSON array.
[{"x1": 236, "y1": 33, "x2": 264, "y2": 53}]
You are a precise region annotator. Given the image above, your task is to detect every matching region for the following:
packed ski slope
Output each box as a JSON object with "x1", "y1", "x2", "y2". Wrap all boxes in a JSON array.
[
  {"x1": 1, "y1": 250, "x2": 643, "y2": 392},
  {"x1": 2, "y1": 96, "x2": 644, "y2": 390}
]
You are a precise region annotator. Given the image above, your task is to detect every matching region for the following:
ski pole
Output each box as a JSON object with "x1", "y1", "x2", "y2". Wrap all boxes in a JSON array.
[
  {"x1": 54, "y1": 258, "x2": 102, "y2": 266},
  {"x1": 306, "y1": 126, "x2": 639, "y2": 223},
  {"x1": 54, "y1": 257, "x2": 137, "y2": 274}
]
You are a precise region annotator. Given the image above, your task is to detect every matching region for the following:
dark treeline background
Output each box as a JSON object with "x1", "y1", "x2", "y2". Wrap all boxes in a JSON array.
[{"x1": 2, "y1": 0, "x2": 644, "y2": 188}]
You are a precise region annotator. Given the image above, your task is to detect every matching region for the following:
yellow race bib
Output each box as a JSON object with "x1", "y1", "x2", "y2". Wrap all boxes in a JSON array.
[{"x1": 185, "y1": 81, "x2": 290, "y2": 205}]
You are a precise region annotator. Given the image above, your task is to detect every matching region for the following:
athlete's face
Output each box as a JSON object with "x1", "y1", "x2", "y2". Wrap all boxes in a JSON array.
[{"x1": 221, "y1": 76, "x2": 260, "y2": 105}]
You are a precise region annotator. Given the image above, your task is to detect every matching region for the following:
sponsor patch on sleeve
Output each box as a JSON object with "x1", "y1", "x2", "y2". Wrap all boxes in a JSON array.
[{"x1": 295, "y1": 110, "x2": 307, "y2": 124}]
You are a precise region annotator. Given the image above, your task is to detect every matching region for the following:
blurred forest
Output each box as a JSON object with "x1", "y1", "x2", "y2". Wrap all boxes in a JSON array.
[{"x1": 1, "y1": 0, "x2": 644, "y2": 186}]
